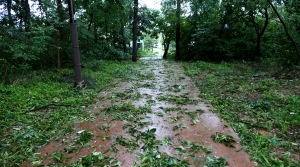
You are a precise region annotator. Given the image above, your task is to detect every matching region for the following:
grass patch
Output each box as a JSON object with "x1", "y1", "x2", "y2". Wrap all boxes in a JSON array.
[
  {"x1": 183, "y1": 61, "x2": 300, "y2": 166},
  {"x1": 138, "y1": 49, "x2": 159, "y2": 57}
]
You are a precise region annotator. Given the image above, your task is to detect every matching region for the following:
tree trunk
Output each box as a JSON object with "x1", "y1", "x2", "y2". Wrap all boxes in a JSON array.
[
  {"x1": 105, "y1": 20, "x2": 109, "y2": 43},
  {"x1": 7, "y1": 0, "x2": 13, "y2": 26},
  {"x1": 163, "y1": 41, "x2": 170, "y2": 59},
  {"x1": 267, "y1": 0, "x2": 300, "y2": 59},
  {"x1": 87, "y1": 13, "x2": 93, "y2": 50},
  {"x1": 19, "y1": 0, "x2": 24, "y2": 30},
  {"x1": 55, "y1": 0, "x2": 63, "y2": 69},
  {"x1": 122, "y1": 25, "x2": 127, "y2": 53},
  {"x1": 88, "y1": 13, "x2": 93, "y2": 31},
  {"x1": 54, "y1": 26, "x2": 61, "y2": 69},
  {"x1": 250, "y1": 8, "x2": 268, "y2": 57},
  {"x1": 132, "y1": 0, "x2": 138, "y2": 62},
  {"x1": 24, "y1": 0, "x2": 30, "y2": 32},
  {"x1": 258, "y1": 8, "x2": 268, "y2": 56},
  {"x1": 175, "y1": 0, "x2": 181, "y2": 60}
]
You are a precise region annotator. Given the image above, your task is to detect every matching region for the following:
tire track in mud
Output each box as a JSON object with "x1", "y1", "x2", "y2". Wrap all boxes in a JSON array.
[{"x1": 28, "y1": 59, "x2": 256, "y2": 166}]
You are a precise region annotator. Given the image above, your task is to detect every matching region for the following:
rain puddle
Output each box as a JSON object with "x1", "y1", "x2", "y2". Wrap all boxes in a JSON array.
[{"x1": 22, "y1": 58, "x2": 256, "y2": 166}]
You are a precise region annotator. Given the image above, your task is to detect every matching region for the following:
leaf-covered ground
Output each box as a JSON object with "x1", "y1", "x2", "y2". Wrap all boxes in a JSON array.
[
  {"x1": 1, "y1": 58, "x2": 299, "y2": 166},
  {"x1": 0, "y1": 60, "x2": 142, "y2": 166},
  {"x1": 184, "y1": 61, "x2": 300, "y2": 166},
  {"x1": 15, "y1": 59, "x2": 254, "y2": 167}
]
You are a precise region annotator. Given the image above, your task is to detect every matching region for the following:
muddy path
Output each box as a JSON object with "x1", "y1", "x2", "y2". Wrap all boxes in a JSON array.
[{"x1": 25, "y1": 59, "x2": 256, "y2": 166}]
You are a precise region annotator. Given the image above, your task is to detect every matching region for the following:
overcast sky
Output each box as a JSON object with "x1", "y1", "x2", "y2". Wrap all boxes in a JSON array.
[{"x1": 139, "y1": 0, "x2": 162, "y2": 10}]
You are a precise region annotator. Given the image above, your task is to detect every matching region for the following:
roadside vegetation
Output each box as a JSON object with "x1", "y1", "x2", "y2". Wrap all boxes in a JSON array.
[
  {"x1": 0, "y1": 60, "x2": 143, "y2": 166},
  {"x1": 184, "y1": 61, "x2": 300, "y2": 166},
  {"x1": 138, "y1": 49, "x2": 159, "y2": 57}
]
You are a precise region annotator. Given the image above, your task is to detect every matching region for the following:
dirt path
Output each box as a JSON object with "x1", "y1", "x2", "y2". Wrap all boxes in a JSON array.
[{"x1": 28, "y1": 58, "x2": 256, "y2": 166}]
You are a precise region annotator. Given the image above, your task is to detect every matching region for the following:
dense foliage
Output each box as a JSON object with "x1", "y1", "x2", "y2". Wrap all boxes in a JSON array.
[
  {"x1": 159, "y1": 0, "x2": 300, "y2": 65},
  {"x1": 0, "y1": 0, "x2": 135, "y2": 83},
  {"x1": 1, "y1": 0, "x2": 299, "y2": 76}
]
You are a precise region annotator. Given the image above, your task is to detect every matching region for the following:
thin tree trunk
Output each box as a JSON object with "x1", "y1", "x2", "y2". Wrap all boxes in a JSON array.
[
  {"x1": 175, "y1": 0, "x2": 181, "y2": 60},
  {"x1": 251, "y1": 8, "x2": 268, "y2": 57},
  {"x1": 55, "y1": 27, "x2": 61, "y2": 69},
  {"x1": 267, "y1": 0, "x2": 300, "y2": 59},
  {"x1": 55, "y1": 0, "x2": 63, "y2": 68},
  {"x1": 19, "y1": 0, "x2": 24, "y2": 30},
  {"x1": 163, "y1": 41, "x2": 170, "y2": 59},
  {"x1": 7, "y1": 0, "x2": 13, "y2": 26},
  {"x1": 24, "y1": 0, "x2": 30, "y2": 32},
  {"x1": 87, "y1": 13, "x2": 93, "y2": 50},
  {"x1": 258, "y1": 8, "x2": 268, "y2": 56},
  {"x1": 122, "y1": 26, "x2": 127, "y2": 53},
  {"x1": 88, "y1": 13, "x2": 93, "y2": 31},
  {"x1": 132, "y1": 0, "x2": 138, "y2": 62},
  {"x1": 105, "y1": 20, "x2": 109, "y2": 43}
]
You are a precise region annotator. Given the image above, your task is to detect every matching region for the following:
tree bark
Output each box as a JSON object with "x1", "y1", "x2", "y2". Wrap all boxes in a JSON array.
[
  {"x1": 267, "y1": 0, "x2": 300, "y2": 59},
  {"x1": 24, "y1": 0, "x2": 30, "y2": 32},
  {"x1": 122, "y1": 25, "x2": 127, "y2": 53},
  {"x1": 55, "y1": 0, "x2": 63, "y2": 69},
  {"x1": 132, "y1": 0, "x2": 138, "y2": 62},
  {"x1": 55, "y1": 26, "x2": 61, "y2": 69},
  {"x1": 163, "y1": 41, "x2": 170, "y2": 59},
  {"x1": 175, "y1": 0, "x2": 181, "y2": 60}
]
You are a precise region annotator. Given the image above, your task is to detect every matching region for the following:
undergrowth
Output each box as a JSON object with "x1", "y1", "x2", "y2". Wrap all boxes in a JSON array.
[{"x1": 184, "y1": 61, "x2": 300, "y2": 166}]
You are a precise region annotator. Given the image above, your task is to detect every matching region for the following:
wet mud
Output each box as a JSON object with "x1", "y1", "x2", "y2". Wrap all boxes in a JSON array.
[{"x1": 22, "y1": 57, "x2": 256, "y2": 166}]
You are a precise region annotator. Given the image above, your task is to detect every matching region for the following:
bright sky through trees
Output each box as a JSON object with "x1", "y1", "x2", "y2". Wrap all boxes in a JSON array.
[{"x1": 139, "y1": 0, "x2": 161, "y2": 9}]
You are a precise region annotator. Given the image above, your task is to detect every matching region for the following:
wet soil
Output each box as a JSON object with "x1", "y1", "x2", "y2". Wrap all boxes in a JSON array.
[{"x1": 22, "y1": 58, "x2": 256, "y2": 166}]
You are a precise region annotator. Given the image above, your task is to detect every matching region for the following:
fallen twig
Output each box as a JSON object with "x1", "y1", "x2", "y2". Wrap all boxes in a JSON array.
[{"x1": 25, "y1": 103, "x2": 73, "y2": 112}]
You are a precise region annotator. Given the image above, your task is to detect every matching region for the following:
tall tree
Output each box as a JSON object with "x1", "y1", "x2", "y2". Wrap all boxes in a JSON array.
[
  {"x1": 175, "y1": 0, "x2": 181, "y2": 60},
  {"x1": 55, "y1": 0, "x2": 64, "y2": 68},
  {"x1": 24, "y1": 0, "x2": 30, "y2": 32},
  {"x1": 132, "y1": 0, "x2": 138, "y2": 62}
]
